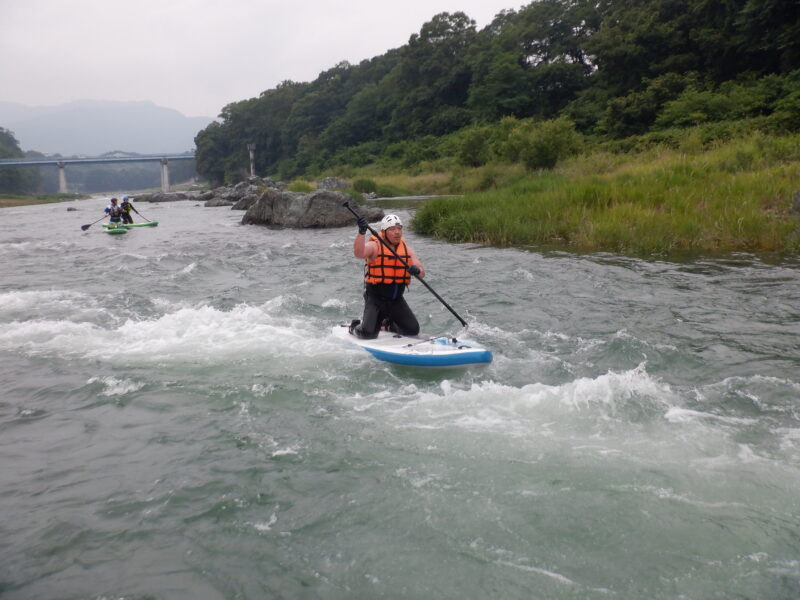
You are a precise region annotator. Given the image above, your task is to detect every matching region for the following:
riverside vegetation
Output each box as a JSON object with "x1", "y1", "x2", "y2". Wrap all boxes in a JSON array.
[
  {"x1": 188, "y1": 0, "x2": 800, "y2": 255},
  {"x1": 409, "y1": 129, "x2": 800, "y2": 254},
  {"x1": 310, "y1": 122, "x2": 800, "y2": 254},
  {"x1": 3, "y1": 0, "x2": 799, "y2": 254}
]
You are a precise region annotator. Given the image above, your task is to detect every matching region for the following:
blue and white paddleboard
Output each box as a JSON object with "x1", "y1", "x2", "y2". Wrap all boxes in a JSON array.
[{"x1": 332, "y1": 324, "x2": 492, "y2": 368}]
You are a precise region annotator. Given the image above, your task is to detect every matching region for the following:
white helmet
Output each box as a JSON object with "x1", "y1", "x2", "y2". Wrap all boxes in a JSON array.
[{"x1": 380, "y1": 214, "x2": 403, "y2": 230}]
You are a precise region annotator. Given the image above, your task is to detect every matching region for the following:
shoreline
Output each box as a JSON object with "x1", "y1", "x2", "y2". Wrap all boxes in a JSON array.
[{"x1": 0, "y1": 193, "x2": 88, "y2": 209}]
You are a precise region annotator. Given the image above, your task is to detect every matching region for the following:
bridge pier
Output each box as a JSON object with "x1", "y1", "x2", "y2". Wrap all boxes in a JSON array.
[
  {"x1": 160, "y1": 157, "x2": 170, "y2": 192},
  {"x1": 247, "y1": 143, "x2": 256, "y2": 177},
  {"x1": 57, "y1": 162, "x2": 67, "y2": 193}
]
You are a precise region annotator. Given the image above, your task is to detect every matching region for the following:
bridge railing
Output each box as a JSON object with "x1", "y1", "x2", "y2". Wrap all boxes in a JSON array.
[
  {"x1": 0, "y1": 154, "x2": 196, "y2": 193},
  {"x1": 0, "y1": 154, "x2": 195, "y2": 167}
]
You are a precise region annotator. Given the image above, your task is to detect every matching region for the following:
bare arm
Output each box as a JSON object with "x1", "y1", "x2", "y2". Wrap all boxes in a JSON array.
[{"x1": 353, "y1": 233, "x2": 379, "y2": 259}]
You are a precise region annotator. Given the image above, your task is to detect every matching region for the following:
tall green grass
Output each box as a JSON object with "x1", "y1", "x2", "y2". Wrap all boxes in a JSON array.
[{"x1": 413, "y1": 133, "x2": 800, "y2": 254}]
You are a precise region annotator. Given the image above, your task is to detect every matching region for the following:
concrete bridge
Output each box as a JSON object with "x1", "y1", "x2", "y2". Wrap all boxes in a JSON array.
[{"x1": 0, "y1": 153, "x2": 196, "y2": 193}]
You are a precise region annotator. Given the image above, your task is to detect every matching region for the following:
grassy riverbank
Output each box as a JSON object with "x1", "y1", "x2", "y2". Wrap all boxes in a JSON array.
[
  {"x1": 0, "y1": 193, "x2": 86, "y2": 209},
  {"x1": 398, "y1": 132, "x2": 800, "y2": 254}
]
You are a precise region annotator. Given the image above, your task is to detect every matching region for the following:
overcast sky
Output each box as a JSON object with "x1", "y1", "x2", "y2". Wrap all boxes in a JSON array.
[{"x1": 1, "y1": 0, "x2": 518, "y2": 119}]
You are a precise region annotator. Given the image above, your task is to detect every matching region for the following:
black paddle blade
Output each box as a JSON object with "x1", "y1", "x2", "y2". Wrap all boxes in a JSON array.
[{"x1": 81, "y1": 224, "x2": 91, "y2": 231}]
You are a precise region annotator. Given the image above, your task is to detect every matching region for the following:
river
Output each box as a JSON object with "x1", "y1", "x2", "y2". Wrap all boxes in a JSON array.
[{"x1": 1, "y1": 197, "x2": 799, "y2": 599}]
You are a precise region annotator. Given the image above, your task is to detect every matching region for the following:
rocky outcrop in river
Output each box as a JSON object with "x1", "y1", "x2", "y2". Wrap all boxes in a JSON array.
[
  {"x1": 241, "y1": 188, "x2": 382, "y2": 228},
  {"x1": 200, "y1": 177, "x2": 287, "y2": 209},
  {"x1": 139, "y1": 191, "x2": 198, "y2": 203},
  {"x1": 136, "y1": 176, "x2": 382, "y2": 228}
]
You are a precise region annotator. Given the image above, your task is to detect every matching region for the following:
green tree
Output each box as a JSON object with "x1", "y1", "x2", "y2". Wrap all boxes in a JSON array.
[
  {"x1": 736, "y1": 0, "x2": 800, "y2": 75},
  {"x1": 385, "y1": 12, "x2": 478, "y2": 138},
  {"x1": 601, "y1": 72, "x2": 696, "y2": 137},
  {"x1": 319, "y1": 83, "x2": 389, "y2": 150},
  {"x1": 468, "y1": 0, "x2": 600, "y2": 121},
  {"x1": 586, "y1": 0, "x2": 699, "y2": 96},
  {"x1": 194, "y1": 121, "x2": 228, "y2": 185},
  {"x1": 456, "y1": 125, "x2": 492, "y2": 166},
  {"x1": 493, "y1": 117, "x2": 582, "y2": 170},
  {"x1": 0, "y1": 128, "x2": 40, "y2": 194},
  {"x1": 519, "y1": 118, "x2": 582, "y2": 170}
]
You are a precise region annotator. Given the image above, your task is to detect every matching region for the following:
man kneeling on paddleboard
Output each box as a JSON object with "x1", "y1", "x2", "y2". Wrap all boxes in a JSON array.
[{"x1": 351, "y1": 214, "x2": 426, "y2": 339}]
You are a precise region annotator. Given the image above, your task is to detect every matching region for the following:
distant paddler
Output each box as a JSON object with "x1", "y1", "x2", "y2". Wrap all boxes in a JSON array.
[
  {"x1": 80, "y1": 197, "x2": 124, "y2": 231},
  {"x1": 104, "y1": 197, "x2": 125, "y2": 228},
  {"x1": 120, "y1": 196, "x2": 135, "y2": 224},
  {"x1": 121, "y1": 194, "x2": 155, "y2": 223}
]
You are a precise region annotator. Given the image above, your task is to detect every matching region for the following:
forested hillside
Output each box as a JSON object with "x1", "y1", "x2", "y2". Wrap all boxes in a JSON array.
[
  {"x1": 0, "y1": 128, "x2": 40, "y2": 194},
  {"x1": 195, "y1": 0, "x2": 800, "y2": 184}
]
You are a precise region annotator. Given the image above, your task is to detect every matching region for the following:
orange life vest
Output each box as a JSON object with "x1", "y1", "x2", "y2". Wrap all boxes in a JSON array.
[{"x1": 365, "y1": 234, "x2": 412, "y2": 286}]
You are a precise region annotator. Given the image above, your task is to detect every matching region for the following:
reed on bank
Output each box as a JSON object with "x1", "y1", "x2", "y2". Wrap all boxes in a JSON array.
[{"x1": 410, "y1": 133, "x2": 800, "y2": 254}]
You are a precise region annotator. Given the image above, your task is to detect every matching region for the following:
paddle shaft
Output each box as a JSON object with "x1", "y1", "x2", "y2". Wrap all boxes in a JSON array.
[
  {"x1": 343, "y1": 202, "x2": 468, "y2": 328},
  {"x1": 81, "y1": 215, "x2": 107, "y2": 230},
  {"x1": 130, "y1": 205, "x2": 152, "y2": 222}
]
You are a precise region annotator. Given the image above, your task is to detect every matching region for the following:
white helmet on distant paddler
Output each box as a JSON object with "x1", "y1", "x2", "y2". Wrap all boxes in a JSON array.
[{"x1": 380, "y1": 214, "x2": 403, "y2": 230}]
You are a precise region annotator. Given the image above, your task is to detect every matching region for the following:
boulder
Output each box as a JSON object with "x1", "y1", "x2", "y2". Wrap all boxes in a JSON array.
[
  {"x1": 259, "y1": 176, "x2": 287, "y2": 191},
  {"x1": 231, "y1": 193, "x2": 260, "y2": 210},
  {"x1": 205, "y1": 197, "x2": 235, "y2": 207},
  {"x1": 241, "y1": 189, "x2": 383, "y2": 228},
  {"x1": 200, "y1": 177, "x2": 288, "y2": 207},
  {"x1": 142, "y1": 192, "x2": 192, "y2": 203},
  {"x1": 232, "y1": 181, "x2": 250, "y2": 194}
]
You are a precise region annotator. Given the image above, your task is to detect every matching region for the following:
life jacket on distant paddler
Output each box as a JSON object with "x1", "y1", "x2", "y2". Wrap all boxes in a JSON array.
[
  {"x1": 364, "y1": 233, "x2": 412, "y2": 286},
  {"x1": 106, "y1": 201, "x2": 123, "y2": 218}
]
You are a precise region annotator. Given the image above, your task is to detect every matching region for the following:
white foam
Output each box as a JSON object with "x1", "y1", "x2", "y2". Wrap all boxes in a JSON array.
[
  {"x1": 512, "y1": 268, "x2": 536, "y2": 282},
  {"x1": 1, "y1": 298, "x2": 341, "y2": 365},
  {"x1": 251, "y1": 383, "x2": 276, "y2": 397},
  {"x1": 87, "y1": 376, "x2": 145, "y2": 397},
  {"x1": 615, "y1": 484, "x2": 747, "y2": 509},
  {"x1": 766, "y1": 560, "x2": 800, "y2": 576},
  {"x1": 249, "y1": 511, "x2": 278, "y2": 532},
  {"x1": 777, "y1": 427, "x2": 800, "y2": 457},
  {"x1": 321, "y1": 298, "x2": 348, "y2": 309},
  {"x1": 496, "y1": 560, "x2": 579, "y2": 586},
  {"x1": 345, "y1": 363, "x2": 674, "y2": 439},
  {"x1": 664, "y1": 407, "x2": 757, "y2": 426},
  {"x1": 0, "y1": 319, "x2": 100, "y2": 354},
  {"x1": 0, "y1": 289, "x2": 97, "y2": 316},
  {"x1": 177, "y1": 262, "x2": 197, "y2": 275},
  {"x1": 272, "y1": 446, "x2": 301, "y2": 457}
]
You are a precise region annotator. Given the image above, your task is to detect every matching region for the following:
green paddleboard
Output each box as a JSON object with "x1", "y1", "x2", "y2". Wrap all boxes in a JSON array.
[{"x1": 103, "y1": 221, "x2": 158, "y2": 228}]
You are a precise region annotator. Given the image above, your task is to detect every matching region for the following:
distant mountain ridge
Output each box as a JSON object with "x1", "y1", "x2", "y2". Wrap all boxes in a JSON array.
[{"x1": 0, "y1": 100, "x2": 215, "y2": 156}]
